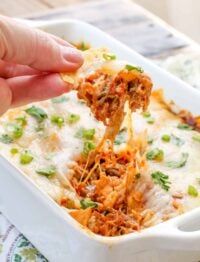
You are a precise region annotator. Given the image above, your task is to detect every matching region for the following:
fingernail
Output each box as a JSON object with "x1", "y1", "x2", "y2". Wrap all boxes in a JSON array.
[{"x1": 61, "y1": 46, "x2": 83, "y2": 65}]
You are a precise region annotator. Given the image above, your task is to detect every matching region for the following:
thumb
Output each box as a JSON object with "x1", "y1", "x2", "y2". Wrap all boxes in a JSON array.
[
  {"x1": 0, "y1": 16, "x2": 83, "y2": 72},
  {"x1": 0, "y1": 73, "x2": 71, "y2": 115}
]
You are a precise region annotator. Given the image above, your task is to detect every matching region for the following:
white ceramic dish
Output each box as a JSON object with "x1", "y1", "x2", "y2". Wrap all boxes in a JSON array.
[{"x1": 0, "y1": 19, "x2": 200, "y2": 262}]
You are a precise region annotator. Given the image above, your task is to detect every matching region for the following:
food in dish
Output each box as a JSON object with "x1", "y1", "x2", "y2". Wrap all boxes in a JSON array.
[
  {"x1": 61, "y1": 48, "x2": 153, "y2": 236},
  {"x1": 1, "y1": 48, "x2": 200, "y2": 237}
]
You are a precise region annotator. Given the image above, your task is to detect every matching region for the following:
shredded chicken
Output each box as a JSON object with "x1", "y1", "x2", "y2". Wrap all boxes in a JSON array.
[
  {"x1": 69, "y1": 146, "x2": 149, "y2": 236},
  {"x1": 75, "y1": 68, "x2": 152, "y2": 145},
  {"x1": 66, "y1": 65, "x2": 153, "y2": 236}
]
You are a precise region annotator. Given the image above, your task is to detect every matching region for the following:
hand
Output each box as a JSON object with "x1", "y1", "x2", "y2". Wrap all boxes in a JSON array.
[{"x1": 0, "y1": 16, "x2": 83, "y2": 115}]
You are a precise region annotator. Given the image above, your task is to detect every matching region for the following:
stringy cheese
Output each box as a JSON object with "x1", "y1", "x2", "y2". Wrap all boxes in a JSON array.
[{"x1": 0, "y1": 48, "x2": 200, "y2": 236}]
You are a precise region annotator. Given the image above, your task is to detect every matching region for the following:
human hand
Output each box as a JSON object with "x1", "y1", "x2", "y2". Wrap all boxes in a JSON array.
[{"x1": 0, "y1": 16, "x2": 83, "y2": 115}]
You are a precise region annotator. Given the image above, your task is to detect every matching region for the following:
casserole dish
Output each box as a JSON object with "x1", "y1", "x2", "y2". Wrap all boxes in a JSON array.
[{"x1": 0, "y1": 19, "x2": 200, "y2": 262}]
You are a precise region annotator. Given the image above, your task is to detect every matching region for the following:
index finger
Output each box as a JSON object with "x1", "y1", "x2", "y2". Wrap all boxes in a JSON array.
[
  {"x1": 0, "y1": 16, "x2": 83, "y2": 72},
  {"x1": 7, "y1": 73, "x2": 72, "y2": 108}
]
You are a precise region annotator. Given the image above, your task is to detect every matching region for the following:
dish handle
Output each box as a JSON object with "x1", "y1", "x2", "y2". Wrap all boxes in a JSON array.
[{"x1": 149, "y1": 207, "x2": 200, "y2": 251}]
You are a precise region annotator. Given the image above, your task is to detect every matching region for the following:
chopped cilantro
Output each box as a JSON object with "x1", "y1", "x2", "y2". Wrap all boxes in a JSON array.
[
  {"x1": 0, "y1": 134, "x2": 13, "y2": 144},
  {"x1": 25, "y1": 106, "x2": 47, "y2": 123},
  {"x1": 114, "y1": 128, "x2": 127, "y2": 145},
  {"x1": 142, "y1": 112, "x2": 155, "y2": 124},
  {"x1": 143, "y1": 111, "x2": 151, "y2": 118},
  {"x1": 51, "y1": 115, "x2": 64, "y2": 128},
  {"x1": 79, "y1": 42, "x2": 89, "y2": 51},
  {"x1": 171, "y1": 134, "x2": 185, "y2": 147},
  {"x1": 75, "y1": 128, "x2": 95, "y2": 140},
  {"x1": 36, "y1": 165, "x2": 56, "y2": 178},
  {"x1": 67, "y1": 113, "x2": 80, "y2": 124},
  {"x1": 20, "y1": 151, "x2": 33, "y2": 165},
  {"x1": 146, "y1": 148, "x2": 164, "y2": 161},
  {"x1": 166, "y1": 152, "x2": 189, "y2": 168},
  {"x1": 16, "y1": 116, "x2": 27, "y2": 126},
  {"x1": 177, "y1": 123, "x2": 193, "y2": 130},
  {"x1": 125, "y1": 64, "x2": 144, "y2": 73},
  {"x1": 82, "y1": 141, "x2": 95, "y2": 156},
  {"x1": 82, "y1": 129, "x2": 95, "y2": 140},
  {"x1": 80, "y1": 198, "x2": 98, "y2": 209},
  {"x1": 192, "y1": 134, "x2": 200, "y2": 142},
  {"x1": 188, "y1": 185, "x2": 198, "y2": 197},
  {"x1": 78, "y1": 99, "x2": 86, "y2": 105},
  {"x1": 103, "y1": 53, "x2": 116, "y2": 61},
  {"x1": 147, "y1": 137, "x2": 154, "y2": 144},
  {"x1": 146, "y1": 117, "x2": 155, "y2": 124},
  {"x1": 6, "y1": 123, "x2": 23, "y2": 139},
  {"x1": 10, "y1": 148, "x2": 19, "y2": 155},
  {"x1": 51, "y1": 96, "x2": 69, "y2": 104},
  {"x1": 151, "y1": 171, "x2": 171, "y2": 191},
  {"x1": 161, "y1": 134, "x2": 171, "y2": 142},
  {"x1": 35, "y1": 123, "x2": 45, "y2": 132}
]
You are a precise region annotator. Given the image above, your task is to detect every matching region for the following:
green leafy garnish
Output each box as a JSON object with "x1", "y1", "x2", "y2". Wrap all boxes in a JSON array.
[
  {"x1": 146, "y1": 148, "x2": 164, "y2": 161},
  {"x1": 78, "y1": 99, "x2": 86, "y2": 105},
  {"x1": 161, "y1": 134, "x2": 171, "y2": 142},
  {"x1": 16, "y1": 116, "x2": 27, "y2": 126},
  {"x1": 80, "y1": 198, "x2": 98, "y2": 209},
  {"x1": 6, "y1": 123, "x2": 23, "y2": 139},
  {"x1": 82, "y1": 141, "x2": 95, "y2": 156},
  {"x1": 10, "y1": 148, "x2": 19, "y2": 155},
  {"x1": 75, "y1": 128, "x2": 95, "y2": 140},
  {"x1": 103, "y1": 53, "x2": 116, "y2": 61},
  {"x1": 35, "y1": 123, "x2": 45, "y2": 132},
  {"x1": 67, "y1": 113, "x2": 80, "y2": 124},
  {"x1": 75, "y1": 128, "x2": 96, "y2": 156},
  {"x1": 147, "y1": 137, "x2": 154, "y2": 144},
  {"x1": 51, "y1": 115, "x2": 64, "y2": 128},
  {"x1": 36, "y1": 166, "x2": 56, "y2": 178},
  {"x1": 114, "y1": 128, "x2": 127, "y2": 145},
  {"x1": 0, "y1": 134, "x2": 13, "y2": 144},
  {"x1": 146, "y1": 117, "x2": 155, "y2": 124},
  {"x1": 25, "y1": 106, "x2": 48, "y2": 123},
  {"x1": 177, "y1": 123, "x2": 193, "y2": 130},
  {"x1": 171, "y1": 134, "x2": 185, "y2": 147},
  {"x1": 143, "y1": 111, "x2": 151, "y2": 118},
  {"x1": 79, "y1": 42, "x2": 89, "y2": 51},
  {"x1": 166, "y1": 152, "x2": 189, "y2": 168},
  {"x1": 151, "y1": 171, "x2": 171, "y2": 191},
  {"x1": 44, "y1": 153, "x2": 55, "y2": 161},
  {"x1": 188, "y1": 185, "x2": 198, "y2": 197},
  {"x1": 192, "y1": 134, "x2": 200, "y2": 142},
  {"x1": 125, "y1": 64, "x2": 144, "y2": 73},
  {"x1": 20, "y1": 151, "x2": 33, "y2": 165},
  {"x1": 51, "y1": 96, "x2": 69, "y2": 104},
  {"x1": 82, "y1": 129, "x2": 95, "y2": 140},
  {"x1": 142, "y1": 112, "x2": 155, "y2": 124}
]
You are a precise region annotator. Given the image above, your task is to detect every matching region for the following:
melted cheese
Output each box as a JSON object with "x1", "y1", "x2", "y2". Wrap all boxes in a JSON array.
[
  {"x1": 1, "y1": 90, "x2": 200, "y2": 221},
  {"x1": 0, "y1": 48, "x2": 200, "y2": 229}
]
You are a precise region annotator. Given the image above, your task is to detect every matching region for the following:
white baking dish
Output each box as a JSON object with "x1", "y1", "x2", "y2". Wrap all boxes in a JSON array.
[{"x1": 0, "y1": 19, "x2": 200, "y2": 262}]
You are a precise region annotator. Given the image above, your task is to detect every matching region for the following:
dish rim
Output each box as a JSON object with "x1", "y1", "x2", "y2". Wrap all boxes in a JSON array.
[{"x1": 1, "y1": 18, "x2": 200, "y2": 247}]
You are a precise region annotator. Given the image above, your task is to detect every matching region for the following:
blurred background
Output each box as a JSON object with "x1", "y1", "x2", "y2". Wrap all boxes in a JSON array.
[
  {"x1": 134, "y1": 0, "x2": 200, "y2": 43},
  {"x1": 0, "y1": 0, "x2": 199, "y2": 43}
]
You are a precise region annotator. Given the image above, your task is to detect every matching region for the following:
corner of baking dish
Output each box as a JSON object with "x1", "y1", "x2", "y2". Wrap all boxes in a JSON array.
[
  {"x1": 0, "y1": 153, "x2": 162, "y2": 247},
  {"x1": 2, "y1": 151, "x2": 200, "y2": 249},
  {"x1": 2, "y1": 18, "x2": 200, "y2": 251}
]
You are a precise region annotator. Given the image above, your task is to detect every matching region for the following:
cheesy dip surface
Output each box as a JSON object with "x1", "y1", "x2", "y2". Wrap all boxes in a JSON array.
[{"x1": 0, "y1": 48, "x2": 200, "y2": 236}]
